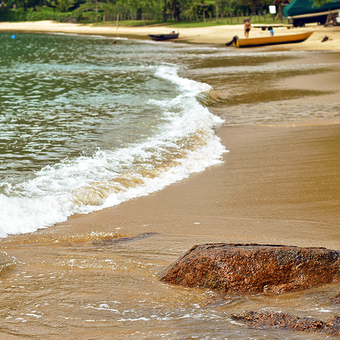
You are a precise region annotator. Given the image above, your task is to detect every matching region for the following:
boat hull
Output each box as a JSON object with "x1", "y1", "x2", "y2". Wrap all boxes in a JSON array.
[
  {"x1": 233, "y1": 31, "x2": 313, "y2": 48},
  {"x1": 148, "y1": 33, "x2": 179, "y2": 41}
]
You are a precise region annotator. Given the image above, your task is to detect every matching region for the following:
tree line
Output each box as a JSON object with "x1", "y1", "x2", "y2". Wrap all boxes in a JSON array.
[
  {"x1": 0, "y1": 0, "x2": 280, "y2": 23},
  {"x1": 0, "y1": 0, "x2": 336, "y2": 23}
]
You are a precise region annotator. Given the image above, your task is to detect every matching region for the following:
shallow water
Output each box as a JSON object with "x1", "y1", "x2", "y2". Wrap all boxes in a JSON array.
[
  {"x1": 1, "y1": 33, "x2": 340, "y2": 339},
  {"x1": 2, "y1": 232, "x2": 340, "y2": 339},
  {"x1": 184, "y1": 50, "x2": 340, "y2": 126}
]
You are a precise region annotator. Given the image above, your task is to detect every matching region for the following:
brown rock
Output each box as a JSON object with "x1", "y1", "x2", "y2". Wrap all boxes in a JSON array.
[
  {"x1": 160, "y1": 243, "x2": 340, "y2": 294},
  {"x1": 231, "y1": 311, "x2": 340, "y2": 335}
]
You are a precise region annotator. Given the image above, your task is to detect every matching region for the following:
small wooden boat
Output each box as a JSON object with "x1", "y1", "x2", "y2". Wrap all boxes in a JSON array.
[
  {"x1": 228, "y1": 31, "x2": 313, "y2": 48},
  {"x1": 148, "y1": 32, "x2": 179, "y2": 41}
]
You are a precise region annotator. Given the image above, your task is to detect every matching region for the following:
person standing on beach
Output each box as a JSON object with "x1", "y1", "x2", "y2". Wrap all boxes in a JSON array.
[{"x1": 244, "y1": 19, "x2": 251, "y2": 38}]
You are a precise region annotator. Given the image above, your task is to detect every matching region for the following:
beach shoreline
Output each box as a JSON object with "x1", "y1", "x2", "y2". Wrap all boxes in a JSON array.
[
  {"x1": 1, "y1": 20, "x2": 340, "y2": 50},
  {"x1": 1, "y1": 22, "x2": 340, "y2": 339},
  {"x1": 24, "y1": 122, "x2": 340, "y2": 250},
  {"x1": 1, "y1": 18, "x2": 340, "y2": 285}
]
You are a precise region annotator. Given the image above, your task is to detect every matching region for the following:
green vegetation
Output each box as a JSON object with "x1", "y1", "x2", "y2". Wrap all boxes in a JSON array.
[
  {"x1": 0, "y1": 0, "x2": 285, "y2": 24},
  {"x1": 0, "y1": 6, "x2": 76, "y2": 21}
]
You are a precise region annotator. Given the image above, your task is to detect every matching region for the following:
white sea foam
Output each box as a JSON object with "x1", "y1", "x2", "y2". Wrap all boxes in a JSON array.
[{"x1": 0, "y1": 65, "x2": 226, "y2": 238}]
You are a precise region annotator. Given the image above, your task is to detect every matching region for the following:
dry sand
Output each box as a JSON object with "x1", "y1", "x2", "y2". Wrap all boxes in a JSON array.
[{"x1": 1, "y1": 19, "x2": 340, "y2": 50}]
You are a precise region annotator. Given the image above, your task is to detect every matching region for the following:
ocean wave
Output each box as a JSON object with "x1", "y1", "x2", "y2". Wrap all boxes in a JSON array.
[{"x1": 0, "y1": 65, "x2": 226, "y2": 238}]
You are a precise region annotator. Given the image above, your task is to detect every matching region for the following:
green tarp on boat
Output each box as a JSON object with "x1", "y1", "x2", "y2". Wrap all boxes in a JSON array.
[{"x1": 283, "y1": 0, "x2": 340, "y2": 17}]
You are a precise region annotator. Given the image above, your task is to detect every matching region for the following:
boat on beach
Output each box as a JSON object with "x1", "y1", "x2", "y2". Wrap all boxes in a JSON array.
[
  {"x1": 148, "y1": 32, "x2": 179, "y2": 41},
  {"x1": 228, "y1": 31, "x2": 313, "y2": 48}
]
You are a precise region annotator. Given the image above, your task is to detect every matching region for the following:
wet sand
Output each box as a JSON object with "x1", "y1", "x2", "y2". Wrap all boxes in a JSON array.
[{"x1": 34, "y1": 122, "x2": 340, "y2": 249}]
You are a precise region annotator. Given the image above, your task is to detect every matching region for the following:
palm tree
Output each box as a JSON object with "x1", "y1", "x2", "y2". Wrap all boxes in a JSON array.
[{"x1": 53, "y1": 0, "x2": 74, "y2": 12}]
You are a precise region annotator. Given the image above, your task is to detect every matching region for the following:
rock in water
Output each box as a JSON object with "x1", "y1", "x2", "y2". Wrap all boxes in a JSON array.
[
  {"x1": 231, "y1": 311, "x2": 340, "y2": 335},
  {"x1": 160, "y1": 244, "x2": 340, "y2": 294}
]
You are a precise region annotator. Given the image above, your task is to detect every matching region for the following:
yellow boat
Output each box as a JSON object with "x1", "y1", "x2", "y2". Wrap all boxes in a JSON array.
[{"x1": 229, "y1": 31, "x2": 313, "y2": 48}]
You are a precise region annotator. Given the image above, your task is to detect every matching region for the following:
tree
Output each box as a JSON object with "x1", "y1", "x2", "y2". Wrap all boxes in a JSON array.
[
  {"x1": 4, "y1": 0, "x2": 41, "y2": 10},
  {"x1": 162, "y1": 0, "x2": 167, "y2": 20},
  {"x1": 161, "y1": 0, "x2": 182, "y2": 21},
  {"x1": 53, "y1": 0, "x2": 74, "y2": 12},
  {"x1": 214, "y1": 0, "x2": 218, "y2": 20},
  {"x1": 273, "y1": 0, "x2": 289, "y2": 22},
  {"x1": 171, "y1": 0, "x2": 180, "y2": 19},
  {"x1": 238, "y1": 0, "x2": 271, "y2": 18},
  {"x1": 186, "y1": 0, "x2": 215, "y2": 18}
]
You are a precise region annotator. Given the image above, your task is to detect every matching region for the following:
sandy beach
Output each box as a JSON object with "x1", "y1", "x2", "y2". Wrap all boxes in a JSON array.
[
  {"x1": 1, "y1": 20, "x2": 340, "y2": 339},
  {"x1": 34, "y1": 123, "x2": 340, "y2": 249},
  {"x1": 1, "y1": 19, "x2": 340, "y2": 50}
]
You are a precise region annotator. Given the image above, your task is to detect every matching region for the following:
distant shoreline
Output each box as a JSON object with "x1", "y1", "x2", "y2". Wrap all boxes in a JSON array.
[{"x1": 1, "y1": 20, "x2": 340, "y2": 50}]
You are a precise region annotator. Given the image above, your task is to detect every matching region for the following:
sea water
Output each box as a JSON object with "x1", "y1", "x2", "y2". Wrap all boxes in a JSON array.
[{"x1": 0, "y1": 32, "x2": 225, "y2": 237}]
